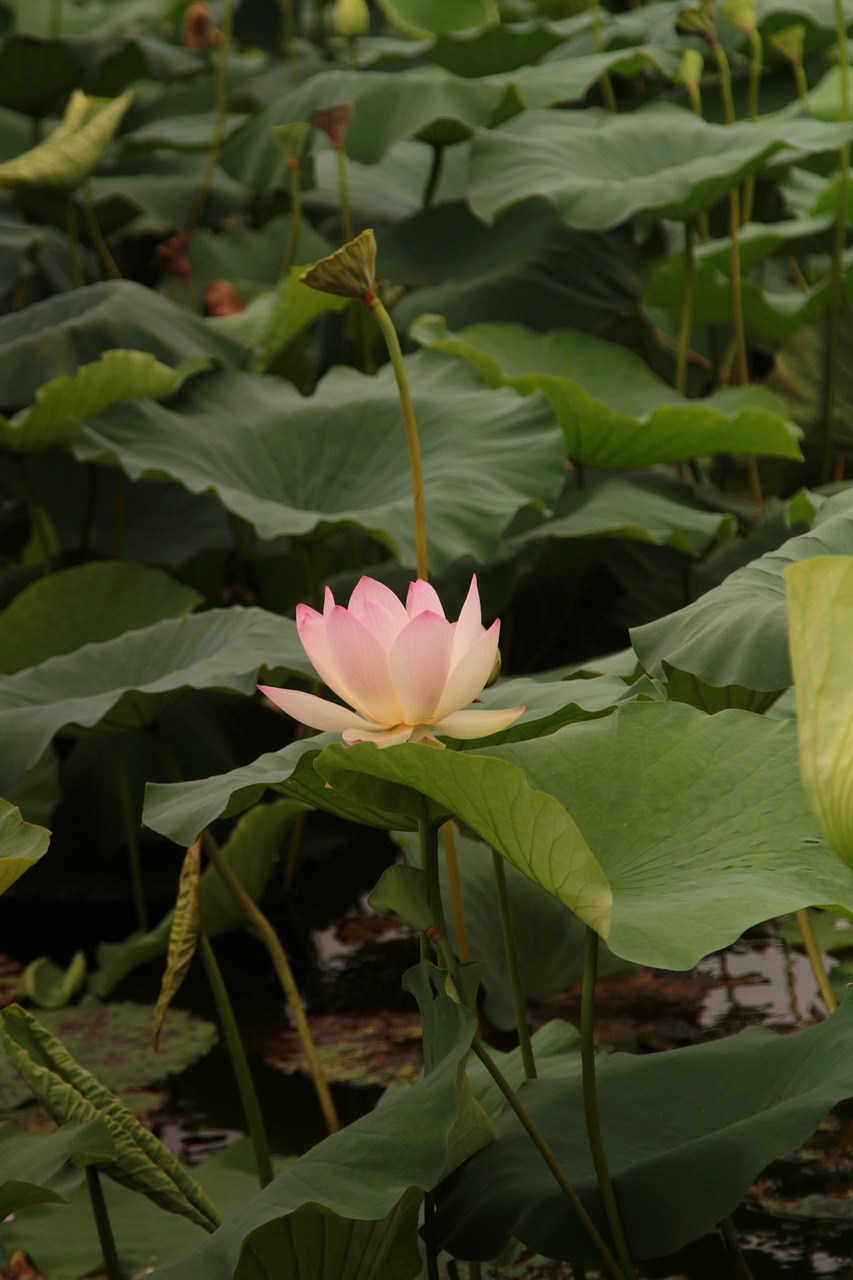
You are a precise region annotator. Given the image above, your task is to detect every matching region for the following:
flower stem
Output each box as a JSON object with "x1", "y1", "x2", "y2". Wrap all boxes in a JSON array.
[
  {"x1": 581, "y1": 926, "x2": 637, "y2": 1280},
  {"x1": 86, "y1": 1167, "x2": 122, "y2": 1280},
  {"x1": 676, "y1": 218, "x2": 696, "y2": 397},
  {"x1": 491, "y1": 849, "x2": 536, "y2": 1080},
  {"x1": 741, "y1": 28, "x2": 763, "y2": 224},
  {"x1": 591, "y1": 0, "x2": 616, "y2": 112},
  {"x1": 442, "y1": 821, "x2": 470, "y2": 962},
  {"x1": 820, "y1": 0, "x2": 851, "y2": 484},
  {"x1": 281, "y1": 158, "x2": 303, "y2": 277},
  {"x1": 66, "y1": 198, "x2": 83, "y2": 288},
  {"x1": 794, "y1": 908, "x2": 838, "y2": 1013},
  {"x1": 115, "y1": 740, "x2": 147, "y2": 933},
  {"x1": 201, "y1": 830, "x2": 341, "y2": 1133},
  {"x1": 719, "y1": 1214, "x2": 757, "y2": 1280},
  {"x1": 199, "y1": 933, "x2": 274, "y2": 1188},
  {"x1": 422, "y1": 145, "x2": 444, "y2": 208},
  {"x1": 83, "y1": 181, "x2": 122, "y2": 279},
  {"x1": 364, "y1": 292, "x2": 429, "y2": 580},
  {"x1": 187, "y1": 0, "x2": 233, "y2": 233}
]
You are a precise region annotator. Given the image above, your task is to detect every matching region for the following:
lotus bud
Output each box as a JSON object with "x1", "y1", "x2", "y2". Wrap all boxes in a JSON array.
[
  {"x1": 300, "y1": 229, "x2": 377, "y2": 300},
  {"x1": 676, "y1": 0, "x2": 716, "y2": 39},
  {"x1": 272, "y1": 122, "x2": 312, "y2": 165},
  {"x1": 334, "y1": 0, "x2": 370, "y2": 37},
  {"x1": 770, "y1": 24, "x2": 805, "y2": 66},
  {"x1": 310, "y1": 103, "x2": 354, "y2": 150},
  {"x1": 721, "y1": 0, "x2": 755, "y2": 34},
  {"x1": 679, "y1": 48, "x2": 704, "y2": 91}
]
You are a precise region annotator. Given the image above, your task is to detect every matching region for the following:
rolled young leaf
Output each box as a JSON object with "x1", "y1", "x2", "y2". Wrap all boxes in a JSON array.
[{"x1": 152, "y1": 841, "x2": 202, "y2": 1050}]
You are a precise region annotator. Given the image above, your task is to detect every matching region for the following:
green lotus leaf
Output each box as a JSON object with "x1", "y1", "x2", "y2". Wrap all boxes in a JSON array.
[
  {"x1": 0, "y1": 281, "x2": 246, "y2": 410},
  {"x1": 435, "y1": 991, "x2": 853, "y2": 1263},
  {"x1": 785, "y1": 555, "x2": 853, "y2": 866},
  {"x1": 411, "y1": 316, "x2": 801, "y2": 468},
  {"x1": 0, "y1": 1117, "x2": 114, "y2": 1219},
  {"x1": 0, "y1": 89, "x2": 133, "y2": 195},
  {"x1": 0, "y1": 607, "x2": 313, "y2": 792},
  {"x1": 377, "y1": 0, "x2": 499, "y2": 37},
  {"x1": 0, "y1": 798, "x2": 50, "y2": 896},
  {"x1": 467, "y1": 103, "x2": 853, "y2": 230},
  {"x1": 74, "y1": 354, "x2": 566, "y2": 574},
  {"x1": 631, "y1": 496, "x2": 853, "y2": 709}
]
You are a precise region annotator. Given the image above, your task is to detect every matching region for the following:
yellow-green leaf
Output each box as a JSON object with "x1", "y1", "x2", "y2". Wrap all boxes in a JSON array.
[
  {"x1": 0, "y1": 798, "x2": 50, "y2": 895},
  {"x1": 153, "y1": 841, "x2": 202, "y2": 1051},
  {"x1": 785, "y1": 555, "x2": 853, "y2": 865},
  {"x1": 24, "y1": 951, "x2": 87, "y2": 1010},
  {"x1": 0, "y1": 89, "x2": 133, "y2": 195}
]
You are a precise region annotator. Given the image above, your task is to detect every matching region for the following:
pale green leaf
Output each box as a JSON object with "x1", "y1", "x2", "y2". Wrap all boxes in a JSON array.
[
  {"x1": 0, "y1": 798, "x2": 50, "y2": 896},
  {"x1": 152, "y1": 842, "x2": 201, "y2": 1050},
  {"x1": 0, "y1": 89, "x2": 133, "y2": 195},
  {"x1": 24, "y1": 952, "x2": 87, "y2": 1011}
]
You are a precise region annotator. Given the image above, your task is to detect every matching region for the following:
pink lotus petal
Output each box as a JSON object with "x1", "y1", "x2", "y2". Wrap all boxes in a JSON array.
[
  {"x1": 409, "y1": 727, "x2": 444, "y2": 746},
  {"x1": 433, "y1": 621, "x2": 500, "y2": 722},
  {"x1": 348, "y1": 577, "x2": 409, "y2": 627},
  {"x1": 326, "y1": 605, "x2": 402, "y2": 724},
  {"x1": 389, "y1": 610, "x2": 453, "y2": 724},
  {"x1": 406, "y1": 579, "x2": 445, "y2": 619},
  {"x1": 343, "y1": 723, "x2": 415, "y2": 746},
  {"x1": 322, "y1": 586, "x2": 336, "y2": 617},
  {"x1": 431, "y1": 705, "x2": 525, "y2": 740},
  {"x1": 296, "y1": 604, "x2": 342, "y2": 694},
  {"x1": 451, "y1": 576, "x2": 484, "y2": 666},
  {"x1": 259, "y1": 685, "x2": 384, "y2": 735},
  {"x1": 360, "y1": 599, "x2": 407, "y2": 653}
]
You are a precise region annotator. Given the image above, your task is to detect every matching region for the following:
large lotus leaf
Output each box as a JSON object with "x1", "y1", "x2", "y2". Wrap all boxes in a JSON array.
[
  {"x1": 0, "y1": 281, "x2": 246, "y2": 410},
  {"x1": 121, "y1": 112, "x2": 248, "y2": 155},
  {"x1": 425, "y1": 15, "x2": 581, "y2": 75},
  {"x1": 463, "y1": 701, "x2": 853, "y2": 969},
  {"x1": 74, "y1": 354, "x2": 566, "y2": 574},
  {"x1": 398, "y1": 829, "x2": 630, "y2": 1031},
  {"x1": 0, "y1": 213, "x2": 77, "y2": 302},
  {"x1": 0, "y1": 89, "x2": 132, "y2": 195},
  {"x1": 0, "y1": 561, "x2": 201, "y2": 675},
  {"x1": 140, "y1": 673, "x2": 653, "y2": 845},
  {"x1": 133, "y1": 962, "x2": 490, "y2": 1280},
  {"x1": 0, "y1": 607, "x2": 313, "y2": 791},
  {"x1": 467, "y1": 104, "x2": 853, "y2": 230},
  {"x1": 86, "y1": 152, "x2": 250, "y2": 233},
  {"x1": 0, "y1": 798, "x2": 50, "y2": 896},
  {"x1": 0, "y1": 35, "x2": 90, "y2": 114},
  {"x1": 509, "y1": 474, "x2": 738, "y2": 558},
  {"x1": 785, "y1": 556, "x2": 853, "y2": 866},
  {"x1": 0, "y1": 348, "x2": 207, "y2": 454},
  {"x1": 188, "y1": 213, "x2": 333, "y2": 295},
  {"x1": 214, "y1": 267, "x2": 349, "y2": 368},
  {"x1": 411, "y1": 316, "x2": 802, "y2": 468},
  {"x1": 0, "y1": 1117, "x2": 115, "y2": 1218},
  {"x1": 377, "y1": 0, "x2": 499, "y2": 36},
  {"x1": 763, "y1": 308, "x2": 853, "y2": 468},
  {"x1": 435, "y1": 991, "x2": 853, "y2": 1263},
  {"x1": 4, "y1": 0, "x2": 179, "y2": 38},
  {"x1": 316, "y1": 743, "x2": 613, "y2": 937},
  {"x1": 631, "y1": 496, "x2": 853, "y2": 707},
  {"x1": 378, "y1": 200, "x2": 642, "y2": 338},
  {"x1": 94, "y1": 799, "x2": 306, "y2": 995}
]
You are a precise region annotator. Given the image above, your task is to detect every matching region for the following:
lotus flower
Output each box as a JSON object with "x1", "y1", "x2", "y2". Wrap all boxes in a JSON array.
[{"x1": 260, "y1": 576, "x2": 524, "y2": 747}]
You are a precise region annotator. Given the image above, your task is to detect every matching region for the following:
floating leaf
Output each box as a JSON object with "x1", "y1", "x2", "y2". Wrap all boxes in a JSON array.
[
  {"x1": 74, "y1": 354, "x2": 566, "y2": 574},
  {"x1": 0, "y1": 349, "x2": 208, "y2": 455},
  {"x1": 0, "y1": 1116, "x2": 115, "y2": 1218},
  {"x1": 24, "y1": 952, "x2": 87, "y2": 1011},
  {"x1": 0, "y1": 561, "x2": 201, "y2": 676},
  {"x1": 261, "y1": 1009, "x2": 424, "y2": 1087},
  {"x1": 411, "y1": 315, "x2": 801, "y2": 468},
  {"x1": 152, "y1": 842, "x2": 201, "y2": 1050},
  {"x1": 0, "y1": 798, "x2": 50, "y2": 896},
  {"x1": 0, "y1": 606, "x2": 313, "y2": 792},
  {"x1": 0, "y1": 89, "x2": 133, "y2": 195},
  {"x1": 0, "y1": 1004, "x2": 220, "y2": 1231},
  {"x1": 377, "y1": 0, "x2": 499, "y2": 37},
  {"x1": 435, "y1": 991, "x2": 853, "y2": 1263}
]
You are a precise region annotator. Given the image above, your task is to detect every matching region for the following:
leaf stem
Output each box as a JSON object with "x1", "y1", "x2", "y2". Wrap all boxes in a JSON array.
[
  {"x1": 66, "y1": 199, "x2": 83, "y2": 289},
  {"x1": 591, "y1": 0, "x2": 616, "y2": 112},
  {"x1": 491, "y1": 849, "x2": 536, "y2": 1080},
  {"x1": 581, "y1": 926, "x2": 637, "y2": 1280},
  {"x1": 442, "y1": 821, "x2": 470, "y2": 962},
  {"x1": 820, "y1": 0, "x2": 851, "y2": 484},
  {"x1": 422, "y1": 145, "x2": 444, "y2": 208},
  {"x1": 83, "y1": 180, "x2": 122, "y2": 279},
  {"x1": 187, "y1": 0, "x2": 233, "y2": 232},
  {"x1": 719, "y1": 1214, "x2": 757, "y2": 1280},
  {"x1": 676, "y1": 218, "x2": 696, "y2": 396},
  {"x1": 364, "y1": 292, "x2": 429, "y2": 580},
  {"x1": 199, "y1": 933, "x2": 274, "y2": 1187},
  {"x1": 794, "y1": 908, "x2": 838, "y2": 1013},
  {"x1": 86, "y1": 1167, "x2": 122, "y2": 1280},
  {"x1": 115, "y1": 740, "x2": 147, "y2": 933},
  {"x1": 281, "y1": 158, "x2": 303, "y2": 278}
]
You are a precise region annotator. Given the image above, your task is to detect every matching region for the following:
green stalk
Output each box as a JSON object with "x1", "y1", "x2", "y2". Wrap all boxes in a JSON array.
[
  {"x1": 468, "y1": 1263, "x2": 483, "y2": 1279},
  {"x1": 491, "y1": 849, "x2": 536, "y2": 1080},
  {"x1": 424, "y1": 1189, "x2": 440, "y2": 1280},
  {"x1": 83, "y1": 181, "x2": 122, "y2": 279},
  {"x1": 281, "y1": 158, "x2": 303, "y2": 277},
  {"x1": 114, "y1": 471, "x2": 125, "y2": 557},
  {"x1": 794, "y1": 908, "x2": 838, "y2": 1013},
  {"x1": 719, "y1": 1214, "x2": 758, "y2": 1280},
  {"x1": 422, "y1": 145, "x2": 444, "y2": 208},
  {"x1": 793, "y1": 60, "x2": 810, "y2": 109},
  {"x1": 820, "y1": 0, "x2": 851, "y2": 484},
  {"x1": 591, "y1": 0, "x2": 617, "y2": 112},
  {"x1": 741, "y1": 28, "x2": 763, "y2": 224},
  {"x1": 581, "y1": 927, "x2": 637, "y2": 1280},
  {"x1": 187, "y1": 0, "x2": 234, "y2": 232},
  {"x1": 442, "y1": 821, "x2": 470, "y2": 962},
  {"x1": 676, "y1": 218, "x2": 697, "y2": 396},
  {"x1": 363, "y1": 291, "x2": 429, "y2": 580},
  {"x1": 199, "y1": 933, "x2": 274, "y2": 1188},
  {"x1": 86, "y1": 1168, "x2": 122, "y2": 1280},
  {"x1": 115, "y1": 740, "x2": 147, "y2": 933},
  {"x1": 66, "y1": 199, "x2": 83, "y2": 288}
]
